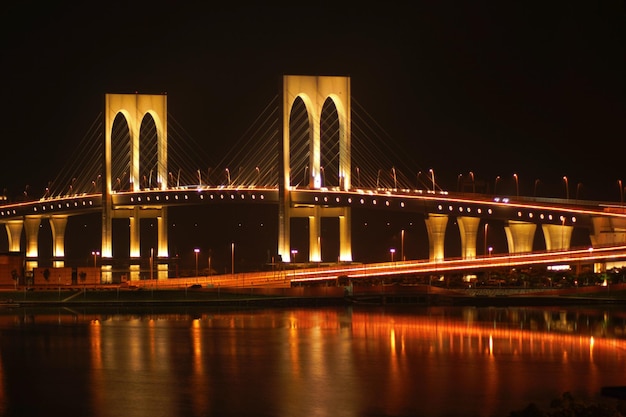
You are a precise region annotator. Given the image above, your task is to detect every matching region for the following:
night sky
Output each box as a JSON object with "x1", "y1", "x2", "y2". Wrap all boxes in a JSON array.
[
  {"x1": 2, "y1": 3, "x2": 624, "y2": 200},
  {"x1": 0, "y1": 3, "x2": 624, "y2": 268}
]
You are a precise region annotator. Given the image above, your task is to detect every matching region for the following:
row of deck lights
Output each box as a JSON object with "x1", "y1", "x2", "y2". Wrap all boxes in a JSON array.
[
  {"x1": 127, "y1": 190, "x2": 266, "y2": 204},
  {"x1": 0, "y1": 198, "x2": 95, "y2": 216}
]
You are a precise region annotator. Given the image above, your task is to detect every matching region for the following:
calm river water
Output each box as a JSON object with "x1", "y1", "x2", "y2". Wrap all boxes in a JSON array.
[{"x1": 0, "y1": 304, "x2": 625, "y2": 417}]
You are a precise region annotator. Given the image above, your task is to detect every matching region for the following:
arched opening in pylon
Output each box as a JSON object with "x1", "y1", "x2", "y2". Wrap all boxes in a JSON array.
[
  {"x1": 110, "y1": 114, "x2": 131, "y2": 192},
  {"x1": 288, "y1": 96, "x2": 310, "y2": 188},
  {"x1": 320, "y1": 98, "x2": 340, "y2": 188},
  {"x1": 139, "y1": 114, "x2": 158, "y2": 189}
]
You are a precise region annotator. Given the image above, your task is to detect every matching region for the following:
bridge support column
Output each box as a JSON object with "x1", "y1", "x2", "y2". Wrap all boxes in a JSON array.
[
  {"x1": 457, "y1": 216, "x2": 480, "y2": 259},
  {"x1": 425, "y1": 214, "x2": 448, "y2": 261},
  {"x1": 589, "y1": 216, "x2": 626, "y2": 247},
  {"x1": 542, "y1": 224, "x2": 573, "y2": 251},
  {"x1": 130, "y1": 207, "x2": 140, "y2": 259},
  {"x1": 130, "y1": 264, "x2": 140, "y2": 281},
  {"x1": 157, "y1": 208, "x2": 168, "y2": 259},
  {"x1": 102, "y1": 207, "x2": 112, "y2": 259},
  {"x1": 49, "y1": 215, "x2": 68, "y2": 267},
  {"x1": 24, "y1": 216, "x2": 41, "y2": 271},
  {"x1": 504, "y1": 220, "x2": 536, "y2": 253},
  {"x1": 339, "y1": 207, "x2": 352, "y2": 262},
  {"x1": 309, "y1": 210, "x2": 321, "y2": 262},
  {"x1": 5, "y1": 220, "x2": 23, "y2": 252},
  {"x1": 285, "y1": 205, "x2": 351, "y2": 263}
]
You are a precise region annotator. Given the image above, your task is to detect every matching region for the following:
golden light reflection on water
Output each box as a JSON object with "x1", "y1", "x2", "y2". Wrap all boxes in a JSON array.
[{"x1": 0, "y1": 306, "x2": 625, "y2": 417}]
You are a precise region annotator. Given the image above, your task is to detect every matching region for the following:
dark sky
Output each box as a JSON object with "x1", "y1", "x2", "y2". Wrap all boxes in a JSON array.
[{"x1": 1, "y1": 3, "x2": 624, "y2": 201}]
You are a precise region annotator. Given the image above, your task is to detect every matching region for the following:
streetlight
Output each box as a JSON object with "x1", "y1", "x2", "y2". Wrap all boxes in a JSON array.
[
  {"x1": 231, "y1": 242, "x2": 235, "y2": 274},
  {"x1": 469, "y1": 171, "x2": 475, "y2": 193},
  {"x1": 291, "y1": 249, "x2": 298, "y2": 263},
  {"x1": 429, "y1": 169, "x2": 435, "y2": 193},
  {"x1": 150, "y1": 248, "x2": 154, "y2": 280},
  {"x1": 401, "y1": 229, "x2": 405, "y2": 261},
  {"x1": 618, "y1": 180, "x2": 623, "y2": 203},
  {"x1": 534, "y1": 179, "x2": 540, "y2": 196},
  {"x1": 483, "y1": 223, "x2": 488, "y2": 256},
  {"x1": 194, "y1": 248, "x2": 200, "y2": 276},
  {"x1": 494, "y1": 176, "x2": 500, "y2": 194},
  {"x1": 488, "y1": 247, "x2": 493, "y2": 257},
  {"x1": 513, "y1": 173, "x2": 519, "y2": 197},
  {"x1": 389, "y1": 248, "x2": 396, "y2": 262},
  {"x1": 563, "y1": 176, "x2": 569, "y2": 199},
  {"x1": 560, "y1": 216, "x2": 566, "y2": 249},
  {"x1": 91, "y1": 251, "x2": 100, "y2": 268}
]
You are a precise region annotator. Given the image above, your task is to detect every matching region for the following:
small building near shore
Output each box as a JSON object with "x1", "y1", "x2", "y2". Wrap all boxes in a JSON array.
[{"x1": 0, "y1": 252, "x2": 23, "y2": 287}]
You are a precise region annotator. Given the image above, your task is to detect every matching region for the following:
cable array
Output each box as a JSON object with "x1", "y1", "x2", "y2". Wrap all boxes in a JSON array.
[{"x1": 29, "y1": 92, "x2": 433, "y2": 200}]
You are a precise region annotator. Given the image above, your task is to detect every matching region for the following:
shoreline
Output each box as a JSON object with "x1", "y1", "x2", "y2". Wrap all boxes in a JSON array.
[{"x1": 1, "y1": 284, "x2": 625, "y2": 309}]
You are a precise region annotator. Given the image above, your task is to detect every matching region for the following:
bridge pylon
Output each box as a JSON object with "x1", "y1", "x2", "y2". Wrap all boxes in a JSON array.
[
  {"x1": 279, "y1": 75, "x2": 352, "y2": 263},
  {"x1": 103, "y1": 94, "x2": 169, "y2": 281}
]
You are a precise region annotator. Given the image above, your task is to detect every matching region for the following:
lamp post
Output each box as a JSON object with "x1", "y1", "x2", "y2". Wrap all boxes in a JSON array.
[
  {"x1": 494, "y1": 176, "x2": 500, "y2": 194},
  {"x1": 429, "y1": 169, "x2": 435, "y2": 192},
  {"x1": 194, "y1": 248, "x2": 200, "y2": 277},
  {"x1": 513, "y1": 173, "x2": 519, "y2": 197},
  {"x1": 291, "y1": 249, "x2": 298, "y2": 263},
  {"x1": 389, "y1": 248, "x2": 396, "y2": 262},
  {"x1": 91, "y1": 251, "x2": 100, "y2": 268},
  {"x1": 469, "y1": 171, "x2": 475, "y2": 193},
  {"x1": 231, "y1": 242, "x2": 235, "y2": 274},
  {"x1": 619, "y1": 180, "x2": 623, "y2": 203},
  {"x1": 401, "y1": 229, "x2": 405, "y2": 261},
  {"x1": 150, "y1": 248, "x2": 154, "y2": 280},
  {"x1": 483, "y1": 223, "x2": 488, "y2": 256},
  {"x1": 563, "y1": 176, "x2": 569, "y2": 199},
  {"x1": 534, "y1": 179, "x2": 540, "y2": 196},
  {"x1": 560, "y1": 216, "x2": 566, "y2": 249}
]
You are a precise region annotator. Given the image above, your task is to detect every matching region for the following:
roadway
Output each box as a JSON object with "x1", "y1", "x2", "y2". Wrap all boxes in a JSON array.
[{"x1": 128, "y1": 244, "x2": 626, "y2": 289}]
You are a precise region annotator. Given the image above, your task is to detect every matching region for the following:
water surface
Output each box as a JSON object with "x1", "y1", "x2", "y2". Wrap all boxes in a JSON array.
[{"x1": 0, "y1": 304, "x2": 624, "y2": 417}]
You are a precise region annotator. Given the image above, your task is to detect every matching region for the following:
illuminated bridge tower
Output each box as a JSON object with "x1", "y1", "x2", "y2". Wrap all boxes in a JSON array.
[
  {"x1": 103, "y1": 94, "x2": 168, "y2": 282},
  {"x1": 279, "y1": 75, "x2": 352, "y2": 263}
]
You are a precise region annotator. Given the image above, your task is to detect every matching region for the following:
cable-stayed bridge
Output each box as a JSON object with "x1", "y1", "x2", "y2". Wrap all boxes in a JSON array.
[{"x1": 1, "y1": 75, "x2": 625, "y2": 284}]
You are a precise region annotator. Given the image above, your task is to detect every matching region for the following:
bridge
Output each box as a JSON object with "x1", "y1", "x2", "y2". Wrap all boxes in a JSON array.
[{"x1": 1, "y1": 75, "x2": 625, "y2": 284}]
